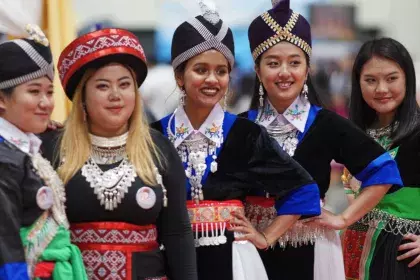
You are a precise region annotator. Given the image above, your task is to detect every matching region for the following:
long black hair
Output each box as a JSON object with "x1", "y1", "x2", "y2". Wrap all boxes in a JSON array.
[
  {"x1": 249, "y1": 54, "x2": 328, "y2": 110},
  {"x1": 349, "y1": 37, "x2": 420, "y2": 143}
]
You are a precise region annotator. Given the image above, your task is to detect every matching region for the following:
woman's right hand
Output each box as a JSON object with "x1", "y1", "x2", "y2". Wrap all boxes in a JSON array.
[
  {"x1": 229, "y1": 210, "x2": 270, "y2": 250},
  {"x1": 397, "y1": 234, "x2": 420, "y2": 268}
]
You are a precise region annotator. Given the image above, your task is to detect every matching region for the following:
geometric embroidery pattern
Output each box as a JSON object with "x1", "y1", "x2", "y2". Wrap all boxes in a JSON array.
[
  {"x1": 82, "y1": 250, "x2": 126, "y2": 280},
  {"x1": 252, "y1": 11, "x2": 311, "y2": 60},
  {"x1": 71, "y1": 227, "x2": 157, "y2": 244},
  {"x1": 187, "y1": 200, "x2": 244, "y2": 231},
  {"x1": 59, "y1": 33, "x2": 146, "y2": 81},
  {"x1": 71, "y1": 223, "x2": 160, "y2": 280}
]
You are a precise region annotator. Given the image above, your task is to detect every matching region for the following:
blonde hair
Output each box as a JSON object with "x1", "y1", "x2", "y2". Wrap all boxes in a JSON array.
[{"x1": 58, "y1": 66, "x2": 162, "y2": 185}]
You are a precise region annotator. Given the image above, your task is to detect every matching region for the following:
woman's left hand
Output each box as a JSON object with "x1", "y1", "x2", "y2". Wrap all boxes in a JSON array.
[
  {"x1": 397, "y1": 233, "x2": 420, "y2": 268},
  {"x1": 306, "y1": 209, "x2": 347, "y2": 230},
  {"x1": 230, "y1": 211, "x2": 269, "y2": 250}
]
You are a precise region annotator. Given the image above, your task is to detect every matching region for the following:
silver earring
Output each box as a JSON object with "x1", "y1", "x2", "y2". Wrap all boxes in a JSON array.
[
  {"x1": 179, "y1": 87, "x2": 186, "y2": 106},
  {"x1": 223, "y1": 93, "x2": 227, "y2": 111},
  {"x1": 302, "y1": 83, "x2": 308, "y2": 101},
  {"x1": 259, "y1": 83, "x2": 264, "y2": 108}
]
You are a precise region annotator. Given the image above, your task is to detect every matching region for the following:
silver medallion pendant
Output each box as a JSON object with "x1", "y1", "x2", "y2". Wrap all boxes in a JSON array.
[
  {"x1": 266, "y1": 122, "x2": 299, "y2": 156},
  {"x1": 82, "y1": 157, "x2": 137, "y2": 211},
  {"x1": 36, "y1": 186, "x2": 54, "y2": 210},
  {"x1": 136, "y1": 186, "x2": 157, "y2": 209}
]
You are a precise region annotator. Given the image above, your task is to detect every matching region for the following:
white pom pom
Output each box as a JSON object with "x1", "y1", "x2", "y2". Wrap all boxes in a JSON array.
[
  {"x1": 25, "y1": 24, "x2": 49, "y2": 47},
  {"x1": 199, "y1": 0, "x2": 220, "y2": 25}
]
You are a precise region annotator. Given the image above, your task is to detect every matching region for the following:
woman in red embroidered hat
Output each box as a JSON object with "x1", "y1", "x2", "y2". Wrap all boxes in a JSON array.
[
  {"x1": 151, "y1": 1, "x2": 321, "y2": 280},
  {"x1": 240, "y1": 0, "x2": 403, "y2": 279},
  {"x1": 0, "y1": 24, "x2": 87, "y2": 280},
  {"x1": 40, "y1": 28, "x2": 197, "y2": 280}
]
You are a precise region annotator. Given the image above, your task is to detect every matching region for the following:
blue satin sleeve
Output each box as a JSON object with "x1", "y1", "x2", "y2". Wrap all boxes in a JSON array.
[
  {"x1": 275, "y1": 183, "x2": 321, "y2": 216},
  {"x1": 354, "y1": 152, "x2": 403, "y2": 190}
]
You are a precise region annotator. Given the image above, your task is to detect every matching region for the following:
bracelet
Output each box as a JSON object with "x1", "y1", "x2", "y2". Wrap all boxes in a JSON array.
[{"x1": 260, "y1": 231, "x2": 270, "y2": 250}]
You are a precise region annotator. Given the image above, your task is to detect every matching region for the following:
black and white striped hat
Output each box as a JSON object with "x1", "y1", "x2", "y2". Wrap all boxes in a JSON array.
[
  {"x1": 171, "y1": 1, "x2": 235, "y2": 70},
  {"x1": 0, "y1": 24, "x2": 53, "y2": 90}
]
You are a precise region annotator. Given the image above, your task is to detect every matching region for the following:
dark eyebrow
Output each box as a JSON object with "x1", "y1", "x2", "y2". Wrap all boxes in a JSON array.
[
  {"x1": 118, "y1": 76, "x2": 131, "y2": 81},
  {"x1": 26, "y1": 82, "x2": 42, "y2": 87},
  {"x1": 263, "y1": 54, "x2": 302, "y2": 60},
  {"x1": 95, "y1": 76, "x2": 131, "y2": 82},
  {"x1": 362, "y1": 71, "x2": 400, "y2": 77},
  {"x1": 95, "y1": 78, "x2": 109, "y2": 82},
  {"x1": 193, "y1": 62, "x2": 228, "y2": 68}
]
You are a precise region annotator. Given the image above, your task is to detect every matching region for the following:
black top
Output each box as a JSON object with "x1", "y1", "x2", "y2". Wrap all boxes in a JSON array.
[
  {"x1": 392, "y1": 131, "x2": 420, "y2": 187},
  {"x1": 151, "y1": 116, "x2": 315, "y2": 204},
  {"x1": 0, "y1": 139, "x2": 44, "y2": 270},
  {"x1": 41, "y1": 130, "x2": 197, "y2": 280},
  {"x1": 240, "y1": 109, "x2": 390, "y2": 198},
  {"x1": 152, "y1": 114, "x2": 319, "y2": 280}
]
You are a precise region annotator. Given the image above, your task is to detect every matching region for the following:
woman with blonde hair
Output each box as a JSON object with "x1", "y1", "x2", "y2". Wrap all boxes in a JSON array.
[{"x1": 42, "y1": 28, "x2": 197, "y2": 280}]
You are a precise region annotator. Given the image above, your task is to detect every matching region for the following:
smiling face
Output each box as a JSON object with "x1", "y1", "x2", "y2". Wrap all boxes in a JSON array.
[
  {"x1": 256, "y1": 42, "x2": 308, "y2": 112},
  {"x1": 84, "y1": 63, "x2": 136, "y2": 137},
  {"x1": 360, "y1": 56, "x2": 406, "y2": 117},
  {"x1": 0, "y1": 76, "x2": 54, "y2": 133},
  {"x1": 176, "y1": 49, "x2": 230, "y2": 110}
]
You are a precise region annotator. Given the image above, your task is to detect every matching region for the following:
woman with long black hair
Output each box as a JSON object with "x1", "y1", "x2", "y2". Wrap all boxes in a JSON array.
[{"x1": 343, "y1": 37, "x2": 420, "y2": 280}]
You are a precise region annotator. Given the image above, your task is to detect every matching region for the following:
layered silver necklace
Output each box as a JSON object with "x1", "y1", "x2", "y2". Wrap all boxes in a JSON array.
[
  {"x1": 257, "y1": 110, "x2": 299, "y2": 156},
  {"x1": 366, "y1": 124, "x2": 393, "y2": 150},
  {"x1": 81, "y1": 132, "x2": 137, "y2": 211},
  {"x1": 167, "y1": 111, "x2": 221, "y2": 203}
]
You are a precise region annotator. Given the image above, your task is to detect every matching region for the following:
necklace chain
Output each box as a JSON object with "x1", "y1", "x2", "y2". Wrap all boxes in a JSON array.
[
  {"x1": 166, "y1": 110, "x2": 221, "y2": 203},
  {"x1": 81, "y1": 131, "x2": 168, "y2": 210},
  {"x1": 257, "y1": 109, "x2": 299, "y2": 157}
]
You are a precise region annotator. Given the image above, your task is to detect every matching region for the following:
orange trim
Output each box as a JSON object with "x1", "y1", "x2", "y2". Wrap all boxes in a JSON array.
[
  {"x1": 187, "y1": 200, "x2": 244, "y2": 231},
  {"x1": 186, "y1": 199, "x2": 244, "y2": 208}
]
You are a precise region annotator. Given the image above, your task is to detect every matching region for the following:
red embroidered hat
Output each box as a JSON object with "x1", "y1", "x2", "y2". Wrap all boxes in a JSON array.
[{"x1": 58, "y1": 28, "x2": 148, "y2": 100}]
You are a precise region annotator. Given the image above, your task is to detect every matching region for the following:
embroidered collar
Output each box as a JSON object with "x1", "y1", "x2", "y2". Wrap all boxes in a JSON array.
[
  {"x1": 258, "y1": 96, "x2": 311, "y2": 132},
  {"x1": 0, "y1": 117, "x2": 42, "y2": 155},
  {"x1": 172, "y1": 104, "x2": 224, "y2": 148}
]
